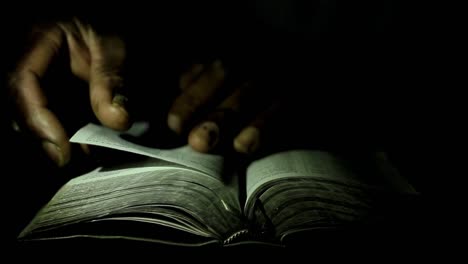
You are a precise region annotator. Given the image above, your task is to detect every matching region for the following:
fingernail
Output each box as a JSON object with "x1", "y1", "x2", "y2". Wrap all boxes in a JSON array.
[
  {"x1": 167, "y1": 113, "x2": 183, "y2": 134},
  {"x1": 199, "y1": 122, "x2": 219, "y2": 147},
  {"x1": 42, "y1": 141, "x2": 66, "y2": 167},
  {"x1": 112, "y1": 94, "x2": 129, "y2": 110},
  {"x1": 189, "y1": 121, "x2": 219, "y2": 152},
  {"x1": 234, "y1": 127, "x2": 260, "y2": 154}
]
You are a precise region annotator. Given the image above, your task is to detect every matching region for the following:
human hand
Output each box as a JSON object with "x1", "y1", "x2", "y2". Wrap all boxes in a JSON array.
[
  {"x1": 8, "y1": 18, "x2": 130, "y2": 166},
  {"x1": 169, "y1": 60, "x2": 286, "y2": 155}
]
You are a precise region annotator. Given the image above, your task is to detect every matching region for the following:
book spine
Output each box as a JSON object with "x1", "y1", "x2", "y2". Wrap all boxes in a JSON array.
[{"x1": 223, "y1": 229, "x2": 250, "y2": 245}]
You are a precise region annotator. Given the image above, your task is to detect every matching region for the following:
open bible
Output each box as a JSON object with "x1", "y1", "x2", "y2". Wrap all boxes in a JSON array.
[{"x1": 18, "y1": 122, "x2": 417, "y2": 247}]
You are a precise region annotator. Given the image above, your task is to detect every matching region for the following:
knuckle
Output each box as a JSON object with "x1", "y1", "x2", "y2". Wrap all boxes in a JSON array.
[
  {"x1": 40, "y1": 27, "x2": 64, "y2": 54},
  {"x1": 7, "y1": 71, "x2": 28, "y2": 99},
  {"x1": 94, "y1": 65, "x2": 124, "y2": 87},
  {"x1": 104, "y1": 74, "x2": 124, "y2": 88}
]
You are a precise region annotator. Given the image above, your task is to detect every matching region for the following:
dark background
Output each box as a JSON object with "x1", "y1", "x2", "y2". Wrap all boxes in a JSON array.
[{"x1": 0, "y1": 0, "x2": 454, "y2": 255}]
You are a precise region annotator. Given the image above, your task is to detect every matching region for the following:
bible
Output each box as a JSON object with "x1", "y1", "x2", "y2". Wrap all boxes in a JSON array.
[{"x1": 18, "y1": 122, "x2": 417, "y2": 247}]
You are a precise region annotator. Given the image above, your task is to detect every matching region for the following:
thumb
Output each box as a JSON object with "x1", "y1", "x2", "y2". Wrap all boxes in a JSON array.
[{"x1": 87, "y1": 29, "x2": 130, "y2": 131}]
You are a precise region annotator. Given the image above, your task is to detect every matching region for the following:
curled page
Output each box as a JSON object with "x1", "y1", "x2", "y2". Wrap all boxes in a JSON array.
[{"x1": 70, "y1": 122, "x2": 224, "y2": 177}]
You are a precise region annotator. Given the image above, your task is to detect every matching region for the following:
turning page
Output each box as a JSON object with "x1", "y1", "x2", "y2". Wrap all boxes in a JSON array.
[
  {"x1": 20, "y1": 123, "x2": 244, "y2": 246},
  {"x1": 70, "y1": 122, "x2": 223, "y2": 177}
]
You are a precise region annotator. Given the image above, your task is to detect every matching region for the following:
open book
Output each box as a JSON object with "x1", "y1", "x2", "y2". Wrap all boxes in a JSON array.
[{"x1": 18, "y1": 122, "x2": 417, "y2": 247}]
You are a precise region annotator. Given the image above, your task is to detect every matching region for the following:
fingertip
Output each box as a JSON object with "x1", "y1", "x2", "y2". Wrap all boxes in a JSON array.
[
  {"x1": 188, "y1": 133, "x2": 210, "y2": 153},
  {"x1": 80, "y1": 144, "x2": 91, "y2": 155},
  {"x1": 42, "y1": 140, "x2": 71, "y2": 167},
  {"x1": 188, "y1": 122, "x2": 219, "y2": 153},
  {"x1": 167, "y1": 113, "x2": 183, "y2": 134},
  {"x1": 90, "y1": 83, "x2": 130, "y2": 131},
  {"x1": 98, "y1": 103, "x2": 131, "y2": 131},
  {"x1": 234, "y1": 126, "x2": 260, "y2": 154},
  {"x1": 27, "y1": 107, "x2": 71, "y2": 167}
]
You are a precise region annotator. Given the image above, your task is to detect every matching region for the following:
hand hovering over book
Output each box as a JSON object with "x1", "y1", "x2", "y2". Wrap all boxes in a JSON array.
[
  {"x1": 8, "y1": 18, "x2": 282, "y2": 167},
  {"x1": 170, "y1": 60, "x2": 283, "y2": 156},
  {"x1": 9, "y1": 20, "x2": 130, "y2": 166},
  {"x1": 8, "y1": 18, "x2": 130, "y2": 167}
]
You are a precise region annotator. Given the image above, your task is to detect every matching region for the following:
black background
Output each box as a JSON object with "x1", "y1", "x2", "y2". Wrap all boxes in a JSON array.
[{"x1": 0, "y1": 0, "x2": 456, "y2": 257}]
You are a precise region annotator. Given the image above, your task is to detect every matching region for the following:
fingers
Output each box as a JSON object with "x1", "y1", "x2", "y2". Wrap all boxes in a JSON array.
[
  {"x1": 59, "y1": 20, "x2": 92, "y2": 81},
  {"x1": 168, "y1": 60, "x2": 226, "y2": 134},
  {"x1": 10, "y1": 26, "x2": 71, "y2": 166},
  {"x1": 188, "y1": 82, "x2": 264, "y2": 153},
  {"x1": 178, "y1": 61, "x2": 278, "y2": 154},
  {"x1": 233, "y1": 126, "x2": 261, "y2": 154},
  {"x1": 61, "y1": 19, "x2": 130, "y2": 130},
  {"x1": 179, "y1": 64, "x2": 204, "y2": 91},
  {"x1": 188, "y1": 121, "x2": 220, "y2": 153},
  {"x1": 233, "y1": 103, "x2": 280, "y2": 154},
  {"x1": 87, "y1": 27, "x2": 130, "y2": 131}
]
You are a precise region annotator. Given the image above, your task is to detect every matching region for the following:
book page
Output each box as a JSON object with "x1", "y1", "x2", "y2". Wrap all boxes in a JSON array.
[
  {"x1": 70, "y1": 123, "x2": 223, "y2": 177},
  {"x1": 19, "y1": 157, "x2": 242, "y2": 244},
  {"x1": 246, "y1": 150, "x2": 359, "y2": 201},
  {"x1": 243, "y1": 150, "x2": 417, "y2": 243},
  {"x1": 245, "y1": 150, "x2": 415, "y2": 202}
]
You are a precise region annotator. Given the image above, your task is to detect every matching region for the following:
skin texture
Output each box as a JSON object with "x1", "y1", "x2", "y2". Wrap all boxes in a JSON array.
[{"x1": 9, "y1": 19, "x2": 280, "y2": 167}]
